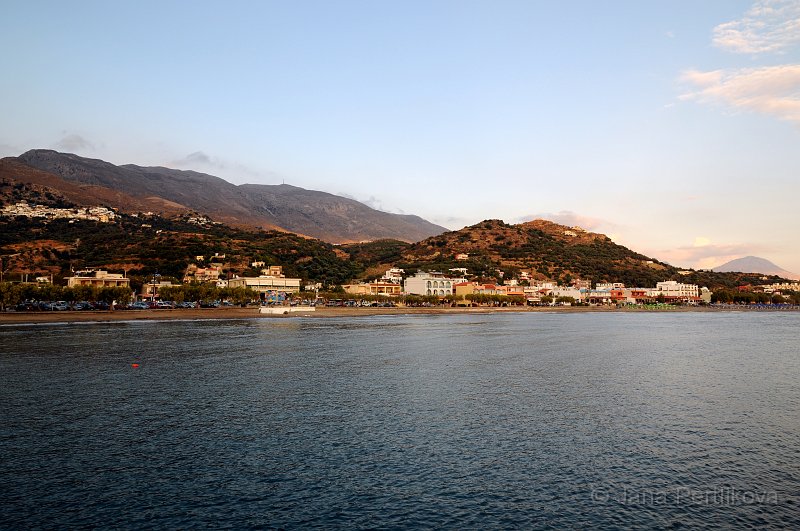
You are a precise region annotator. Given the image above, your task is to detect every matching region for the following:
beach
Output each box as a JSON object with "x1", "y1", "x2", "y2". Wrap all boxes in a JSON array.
[
  {"x1": 0, "y1": 305, "x2": 567, "y2": 324},
  {"x1": 2, "y1": 303, "x2": 775, "y2": 324}
]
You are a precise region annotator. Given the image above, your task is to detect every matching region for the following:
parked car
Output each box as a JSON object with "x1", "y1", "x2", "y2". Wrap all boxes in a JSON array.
[{"x1": 52, "y1": 301, "x2": 70, "y2": 311}]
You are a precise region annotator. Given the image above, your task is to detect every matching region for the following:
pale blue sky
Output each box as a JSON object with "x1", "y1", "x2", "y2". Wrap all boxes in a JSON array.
[{"x1": 2, "y1": 1, "x2": 799, "y2": 273}]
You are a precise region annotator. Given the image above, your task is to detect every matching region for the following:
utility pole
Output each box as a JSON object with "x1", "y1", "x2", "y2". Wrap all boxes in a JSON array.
[{"x1": 151, "y1": 270, "x2": 160, "y2": 302}]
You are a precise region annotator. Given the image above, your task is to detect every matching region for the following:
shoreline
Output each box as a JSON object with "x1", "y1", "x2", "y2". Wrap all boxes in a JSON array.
[{"x1": 1, "y1": 304, "x2": 796, "y2": 324}]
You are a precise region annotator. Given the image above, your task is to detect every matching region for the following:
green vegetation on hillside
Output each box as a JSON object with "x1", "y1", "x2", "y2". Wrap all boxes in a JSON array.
[
  {"x1": 1, "y1": 209, "x2": 792, "y2": 292},
  {"x1": 0, "y1": 214, "x2": 361, "y2": 288}
]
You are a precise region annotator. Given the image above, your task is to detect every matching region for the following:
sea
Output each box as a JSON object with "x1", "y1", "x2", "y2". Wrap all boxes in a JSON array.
[{"x1": 1, "y1": 312, "x2": 799, "y2": 529}]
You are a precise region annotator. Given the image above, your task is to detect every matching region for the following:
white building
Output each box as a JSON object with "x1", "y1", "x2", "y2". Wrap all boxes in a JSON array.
[
  {"x1": 550, "y1": 287, "x2": 583, "y2": 301},
  {"x1": 596, "y1": 282, "x2": 625, "y2": 290},
  {"x1": 404, "y1": 271, "x2": 466, "y2": 296},
  {"x1": 228, "y1": 275, "x2": 300, "y2": 294},
  {"x1": 228, "y1": 266, "x2": 299, "y2": 295},
  {"x1": 381, "y1": 268, "x2": 405, "y2": 284},
  {"x1": 656, "y1": 281, "x2": 699, "y2": 300}
]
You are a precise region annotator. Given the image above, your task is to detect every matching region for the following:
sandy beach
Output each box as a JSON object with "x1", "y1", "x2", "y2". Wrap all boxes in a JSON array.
[
  {"x1": 0, "y1": 304, "x2": 754, "y2": 324},
  {"x1": 0, "y1": 306, "x2": 561, "y2": 324}
]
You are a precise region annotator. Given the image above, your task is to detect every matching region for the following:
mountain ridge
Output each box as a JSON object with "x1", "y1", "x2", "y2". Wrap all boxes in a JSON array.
[{"x1": 2, "y1": 149, "x2": 447, "y2": 243}]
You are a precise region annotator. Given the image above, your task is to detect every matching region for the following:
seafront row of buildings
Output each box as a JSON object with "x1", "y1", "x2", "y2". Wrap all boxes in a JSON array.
[
  {"x1": 43, "y1": 260, "x2": 800, "y2": 305},
  {"x1": 343, "y1": 270, "x2": 714, "y2": 305}
]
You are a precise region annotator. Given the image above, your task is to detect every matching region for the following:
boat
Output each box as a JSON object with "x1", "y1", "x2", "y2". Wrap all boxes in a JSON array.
[{"x1": 259, "y1": 305, "x2": 316, "y2": 315}]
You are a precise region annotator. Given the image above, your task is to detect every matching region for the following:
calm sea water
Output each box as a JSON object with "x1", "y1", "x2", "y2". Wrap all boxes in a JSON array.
[{"x1": 1, "y1": 312, "x2": 799, "y2": 529}]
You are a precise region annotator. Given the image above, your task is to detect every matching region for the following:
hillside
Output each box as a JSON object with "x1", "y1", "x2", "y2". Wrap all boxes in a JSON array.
[
  {"x1": 0, "y1": 195, "x2": 361, "y2": 288},
  {"x1": 2, "y1": 170, "x2": 790, "y2": 292},
  {"x1": 2, "y1": 150, "x2": 447, "y2": 243},
  {"x1": 342, "y1": 219, "x2": 787, "y2": 290},
  {"x1": 353, "y1": 219, "x2": 675, "y2": 287}
]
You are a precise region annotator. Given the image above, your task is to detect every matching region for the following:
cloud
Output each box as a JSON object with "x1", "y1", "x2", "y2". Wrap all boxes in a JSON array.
[
  {"x1": 516, "y1": 210, "x2": 618, "y2": 233},
  {"x1": 0, "y1": 143, "x2": 21, "y2": 157},
  {"x1": 172, "y1": 151, "x2": 221, "y2": 170},
  {"x1": 713, "y1": 0, "x2": 800, "y2": 54},
  {"x1": 338, "y1": 191, "x2": 404, "y2": 214},
  {"x1": 170, "y1": 151, "x2": 278, "y2": 183},
  {"x1": 657, "y1": 239, "x2": 771, "y2": 270},
  {"x1": 431, "y1": 216, "x2": 474, "y2": 230},
  {"x1": 56, "y1": 133, "x2": 94, "y2": 152},
  {"x1": 180, "y1": 151, "x2": 213, "y2": 166},
  {"x1": 680, "y1": 65, "x2": 800, "y2": 124}
]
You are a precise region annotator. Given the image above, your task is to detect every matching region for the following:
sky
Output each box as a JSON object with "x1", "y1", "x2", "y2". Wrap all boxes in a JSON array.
[{"x1": 2, "y1": 0, "x2": 799, "y2": 273}]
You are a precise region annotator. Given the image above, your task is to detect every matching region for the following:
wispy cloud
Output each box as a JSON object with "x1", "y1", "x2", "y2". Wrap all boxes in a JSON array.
[
  {"x1": 657, "y1": 238, "x2": 770, "y2": 270},
  {"x1": 0, "y1": 143, "x2": 21, "y2": 157},
  {"x1": 170, "y1": 150, "x2": 278, "y2": 183},
  {"x1": 172, "y1": 151, "x2": 227, "y2": 171},
  {"x1": 713, "y1": 0, "x2": 800, "y2": 54},
  {"x1": 338, "y1": 191, "x2": 404, "y2": 214},
  {"x1": 56, "y1": 133, "x2": 94, "y2": 152},
  {"x1": 517, "y1": 210, "x2": 619, "y2": 233},
  {"x1": 680, "y1": 65, "x2": 800, "y2": 124},
  {"x1": 430, "y1": 215, "x2": 474, "y2": 230}
]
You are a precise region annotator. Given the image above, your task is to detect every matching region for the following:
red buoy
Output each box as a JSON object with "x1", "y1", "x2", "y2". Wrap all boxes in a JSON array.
[{"x1": 131, "y1": 363, "x2": 140, "y2": 368}]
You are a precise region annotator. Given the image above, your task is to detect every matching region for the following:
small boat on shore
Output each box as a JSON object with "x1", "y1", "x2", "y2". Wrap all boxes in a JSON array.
[{"x1": 259, "y1": 305, "x2": 316, "y2": 315}]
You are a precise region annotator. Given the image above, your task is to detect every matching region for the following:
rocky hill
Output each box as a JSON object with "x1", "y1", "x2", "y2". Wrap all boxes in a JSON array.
[
  {"x1": 347, "y1": 219, "x2": 674, "y2": 287},
  {"x1": 343, "y1": 219, "x2": 785, "y2": 289},
  {"x1": 2, "y1": 150, "x2": 447, "y2": 243}
]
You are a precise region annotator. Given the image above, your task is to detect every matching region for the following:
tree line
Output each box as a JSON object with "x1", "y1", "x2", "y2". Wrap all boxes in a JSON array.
[
  {"x1": 711, "y1": 289, "x2": 799, "y2": 305},
  {"x1": 0, "y1": 283, "x2": 133, "y2": 310}
]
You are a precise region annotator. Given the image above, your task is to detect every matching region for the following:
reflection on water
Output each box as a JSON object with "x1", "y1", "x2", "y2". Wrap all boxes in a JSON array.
[{"x1": 1, "y1": 312, "x2": 799, "y2": 528}]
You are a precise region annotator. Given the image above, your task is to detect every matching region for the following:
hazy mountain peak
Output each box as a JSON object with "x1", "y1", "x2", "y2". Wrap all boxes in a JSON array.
[{"x1": 712, "y1": 256, "x2": 799, "y2": 280}]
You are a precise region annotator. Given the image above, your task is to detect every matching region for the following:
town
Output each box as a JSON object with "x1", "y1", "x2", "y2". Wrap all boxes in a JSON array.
[
  {"x1": 1, "y1": 201, "x2": 117, "y2": 223},
  {"x1": 2, "y1": 202, "x2": 798, "y2": 311},
  {"x1": 3, "y1": 257, "x2": 800, "y2": 312}
]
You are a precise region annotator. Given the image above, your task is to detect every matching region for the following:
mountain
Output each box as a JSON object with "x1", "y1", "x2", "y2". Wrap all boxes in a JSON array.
[
  {"x1": 712, "y1": 256, "x2": 799, "y2": 280},
  {"x1": 1, "y1": 149, "x2": 447, "y2": 243}
]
